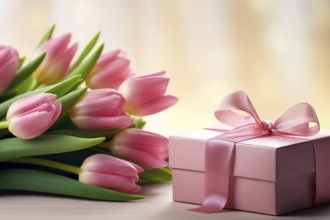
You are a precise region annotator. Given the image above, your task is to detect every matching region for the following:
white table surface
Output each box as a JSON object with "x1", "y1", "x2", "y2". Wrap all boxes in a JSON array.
[{"x1": 0, "y1": 183, "x2": 329, "y2": 220}]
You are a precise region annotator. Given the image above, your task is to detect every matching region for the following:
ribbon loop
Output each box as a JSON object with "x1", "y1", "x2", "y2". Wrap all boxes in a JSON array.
[
  {"x1": 215, "y1": 91, "x2": 262, "y2": 128},
  {"x1": 273, "y1": 103, "x2": 320, "y2": 136},
  {"x1": 214, "y1": 91, "x2": 320, "y2": 137}
]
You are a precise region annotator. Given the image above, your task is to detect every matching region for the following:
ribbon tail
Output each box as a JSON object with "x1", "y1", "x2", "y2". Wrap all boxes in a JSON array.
[{"x1": 191, "y1": 139, "x2": 235, "y2": 213}]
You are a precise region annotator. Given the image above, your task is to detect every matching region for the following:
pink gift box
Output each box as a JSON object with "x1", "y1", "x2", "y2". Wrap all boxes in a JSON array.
[{"x1": 169, "y1": 127, "x2": 330, "y2": 215}]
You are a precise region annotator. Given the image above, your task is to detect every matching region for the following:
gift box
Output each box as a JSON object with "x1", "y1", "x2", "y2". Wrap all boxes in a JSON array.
[{"x1": 169, "y1": 91, "x2": 330, "y2": 215}]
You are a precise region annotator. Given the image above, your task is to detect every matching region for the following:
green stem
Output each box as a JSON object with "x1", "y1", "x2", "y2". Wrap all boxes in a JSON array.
[
  {"x1": 0, "y1": 121, "x2": 8, "y2": 129},
  {"x1": 8, "y1": 157, "x2": 81, "y2": 175}
]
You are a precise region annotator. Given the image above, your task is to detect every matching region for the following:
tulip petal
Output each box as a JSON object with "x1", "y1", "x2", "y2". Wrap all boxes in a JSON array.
[
  {"x1": 0, "y1": 46, "x2": 18, "y2": 66},
  {"x1": 33, "y1": 33, "x2": 79, "y2": 84},
  {"x1": 40, "y1": 33, "x2": 71, "y2": 59},
  {"x1": 81, "y1": 154, "x2": 143, "y2": 176},
  {"x1": 113, "y1": 129, "x2": 168, "y2": 147},
  {"x1": 87, "y1": 58, "x2": 130, "y2": 89},
  {"x1": 60, "y1": 42, "x2": 78, "y2": 71},
  {"x1": 6, "y1": 93, "x2": 57, "y2": 120},
  {"x1": 70, "y1": 89, "x2": 131, "y2": 130},
  {"x1": 7, "y1": 93, "x2": 61, "y2": 139},
  {"x1": 123, "y1": 77, "x2": 170, "y2": 105},
  {"x1": 0, "y1": 57, "x2": 19, "y2": 94},
  {"x1": 111, "y1": 145, "x2": 168, "y2": 168},
  {"x1": 71, "y1": 115, "x2": 133, "y2": 130},
  {"x1": 8, "y1": 111, "x2": 55, "y2": 139},
  {"x1": 119, "y1": 71, "x2": 177, "y2": 116},
  {"x1": 79, "y1": 171, "x2": 140, "y2": 193},
  {"x1": 73, "y1": 93, "x2": 125, "y2": 116},
  {"x1": 108, "y1": 129, "x2": 169, "y2": 168},
  {"x1": 96, "y1": 49, "x2": 122, "y2": 68},
  {"x1": 126, "y1": 95, "x2": 178, "y2": 116}
]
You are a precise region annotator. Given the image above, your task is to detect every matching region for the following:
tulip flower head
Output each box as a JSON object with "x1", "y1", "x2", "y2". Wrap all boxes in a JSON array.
[
  {"x1": 86, "y1": 50, "x2": 132, "y2": 90},
  {"x1": 33, "y1": 33, "x2": 78, "y2": 85},
  {"x1": 109, "y1": 128, "x2": 169, "y2": 168},
  {"x1": 79, "y1": 154, "x2": 143, "y2": 193},
  {"x1": 7, "y1": 93, "x2": 62, "y2": 139},
  {"x1": 0, "y1": 45, "x2": 19, "y2": 95},
  {"x1": 70, "y1": 89, "x2": 133, "y2": 130},
  {"x1": 120, "y1": 71, "x2": 178, "y2": 116}
]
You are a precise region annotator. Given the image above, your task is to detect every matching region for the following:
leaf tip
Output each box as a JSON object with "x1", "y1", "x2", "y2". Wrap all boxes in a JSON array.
[{"x1": 95, "y1": 31, "x2": 101, "y2": 39}]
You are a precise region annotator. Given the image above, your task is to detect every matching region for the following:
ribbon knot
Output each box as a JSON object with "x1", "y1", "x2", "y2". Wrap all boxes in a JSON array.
[{"x1": 261, "y1": 121, "x2": 274, "y2": 134}]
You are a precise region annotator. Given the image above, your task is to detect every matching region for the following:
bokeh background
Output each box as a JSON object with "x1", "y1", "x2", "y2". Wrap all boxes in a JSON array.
[{"x1": 0, "y1": 0, "x2": 329, "y2": 136}]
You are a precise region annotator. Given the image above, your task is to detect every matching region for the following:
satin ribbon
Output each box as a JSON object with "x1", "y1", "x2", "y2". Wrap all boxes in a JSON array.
[{"x1": 193, "y1": 91, "x2": 320, "y2": 213}]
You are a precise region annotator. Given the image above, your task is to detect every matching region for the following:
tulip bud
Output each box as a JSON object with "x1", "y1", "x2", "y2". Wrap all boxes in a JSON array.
[
  {"x1": 0, "y1": 45, "x2": 19, "y2": 95},
  {"x1": 79, "y1": 154, "x2": 143, "y2": 193},
  {"x1": 7, "y1": 93, "x2": 62, "y2": 139},
  {"x1": 120, "y1": 71, "x2": 178, "y2": 116},
  {"x1": 86, "y1": 50, "x2": 132, "y2": 90},
  {"x1": 33, "y1": 33, "x2": 78, "y2": 85},
  {"x1": 108, "y1": 128, "x2": 169, "y2": 168},
  {"x1": 70, "y1": 89, "x2": 133, "y2": 130}
]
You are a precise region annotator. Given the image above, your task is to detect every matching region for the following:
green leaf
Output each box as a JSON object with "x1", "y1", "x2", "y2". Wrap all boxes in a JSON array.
[
  {"x1": 46, "y1": 75, "x2": 83, "y2": 97},
  {"x1": 18, "y1": 56, "x2": 26, "y2": 69},
  {"x1": 64, "y1": 43, "x2": 104, "y2": 83},
  {"x1": 7, "y1": 53, "x2": 46, "y2": 91},
  {"x1": 40, "y1": 147, "x2": 109, "y2": 167},
  {"x1": 138, "y1": 168, "x2": 172, "y2": 185},
  {"x1": 14, "y1": 75, "x2": 37, "y2": 94},
  {"x1": 47, "y1": 129, "x2": 118, "y2": 139},
  {"x1": 0, "y1": 135, "x2": 105, "y2": 161},
  {"x1": 35, "y1": 24, "x2": 56, "y2": 49},
  {"x1": 69, "y1": 32, "x2": 101, "y2": 72},
  {"x1": 49, "y1": 118, "x2": 145, "y2": 139},
  {"x1": 0, "y1": 169, "x2": 145, "y2": 201},
  {"x1": 0, "y1": 75, "x2": 81, "y2": 118},
  {"x1": 55, "y1": 87, "x2": 87, "y2": 121},
  {"x1": 0, "y1": 90, "x2": 17, "y2": 102}
]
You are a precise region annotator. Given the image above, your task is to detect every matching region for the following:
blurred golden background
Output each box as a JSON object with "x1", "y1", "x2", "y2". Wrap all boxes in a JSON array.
[{"x1": 0, "y1": 0, "x2": 329, "y2": 136}]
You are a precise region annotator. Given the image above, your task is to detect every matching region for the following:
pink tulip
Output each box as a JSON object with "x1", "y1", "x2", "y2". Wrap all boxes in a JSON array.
[
  {"x1": 109, "y1": 128, "x2": 169, "y2": 168},
  {"x1": 79, "y1": 154, "x2": 143, "y2": 193},
  {"x1": 70, "y1": 89, "x2": 133, "y2": 130},
  {"x1": 7, "y1": 93, "x2": 62, "y2": 139},
  {"x1": 33, "y1": 33, "x2": 78, "y2": 85},
  {"x1": 86, "y1": 50, "x2": 132, "y2": 90},
  {"x1": 0, "y1": 45, "x2": 19, "y2": 95},
  {"x1": 120, "y1": 71, "x2": 178, "y2": 116}
]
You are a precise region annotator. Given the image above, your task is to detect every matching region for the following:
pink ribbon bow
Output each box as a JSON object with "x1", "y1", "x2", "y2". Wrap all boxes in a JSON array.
[{"x1": 193, "y1": 91, "x2": 320, "y2": 213}]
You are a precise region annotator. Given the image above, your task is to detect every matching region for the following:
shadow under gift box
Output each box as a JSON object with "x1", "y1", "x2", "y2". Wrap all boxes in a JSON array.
[{"x1": 169, "y1": 127, "x2": 330, "y2": 215}]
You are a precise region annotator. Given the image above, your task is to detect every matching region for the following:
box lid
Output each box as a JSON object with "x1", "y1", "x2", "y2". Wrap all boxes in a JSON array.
[{"x1": 169, "y1": 127, "x2": 320, "y2": 182}]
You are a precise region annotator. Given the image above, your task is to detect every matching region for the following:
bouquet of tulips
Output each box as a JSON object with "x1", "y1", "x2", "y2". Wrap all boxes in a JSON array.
[{"x1": 0, "y1": 25, "x2": 178, "y2": 201}]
